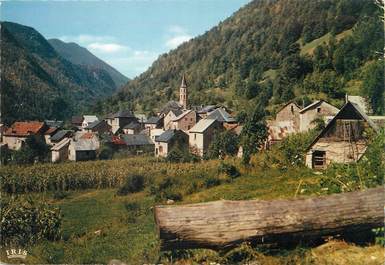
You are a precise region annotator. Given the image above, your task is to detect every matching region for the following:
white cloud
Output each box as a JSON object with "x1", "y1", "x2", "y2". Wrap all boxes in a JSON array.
[
  {"x1": 87, "y1": 42, "x2": 128, "y2": 54},
  {"x1": 59, "y1": 34, "x2": 116, "y2": 45},
  {"x1": 165, "y1": 25, "x2": 193, "y2": 49}
]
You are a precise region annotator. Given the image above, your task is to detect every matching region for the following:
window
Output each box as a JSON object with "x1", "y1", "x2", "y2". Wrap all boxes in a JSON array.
[
  {"x1": 194, "y1": 134, "x2": 197, "y2": 140},
  {"x1": 317, "y1": 107, "x2": 321, "y2": 113},
  {"x1": 312, "y1": 150, "x2": 326, "y2": 169},
  {"x1": 291, "y1": 105, "x2": 294, "y2": 113}
]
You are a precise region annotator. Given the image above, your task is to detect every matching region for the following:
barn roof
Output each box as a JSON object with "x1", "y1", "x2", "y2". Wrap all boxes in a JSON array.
[
  {"x1": 106, "y1": 110, "x2": 135, "y2": 119},
  {"x1": 51, "y1": 138, "x2": 71, "y2": 151},
  {"x1": 306, "y1": 101, "x2": 379, "y2": 151},
  {"x1": 121, "y1": 134, "x2": 153, "y2": 146},
  {"x1": 51, "y1": 130, "x2": 72, "y2": 142}
]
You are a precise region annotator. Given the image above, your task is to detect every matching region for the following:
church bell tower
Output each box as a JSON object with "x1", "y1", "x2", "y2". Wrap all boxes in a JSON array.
[{"x1": 179, "y1": 74, "x2": 188, "y2": 109}]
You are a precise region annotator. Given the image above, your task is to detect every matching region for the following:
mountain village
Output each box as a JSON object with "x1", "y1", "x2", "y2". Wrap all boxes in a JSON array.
[{"x1": 1, "y1": 75, "x2": 384, "y2": 170}]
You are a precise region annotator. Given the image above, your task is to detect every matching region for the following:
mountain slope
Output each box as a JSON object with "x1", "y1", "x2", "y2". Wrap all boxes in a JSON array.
[
  {"x1": 48, "y1": 39, "x2": 128, "y2": 88},
  {"x1": 101, "y1": 0, "x2": 383, "y2": 115},
  {"x1": 0, "y1": 22, "x2": 119, "y2": 124}
]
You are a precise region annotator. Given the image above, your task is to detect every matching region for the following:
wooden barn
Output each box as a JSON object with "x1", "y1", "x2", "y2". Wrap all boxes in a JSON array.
[{"x1": 305, "y1": 102, "x2": 379, "y2": 169}]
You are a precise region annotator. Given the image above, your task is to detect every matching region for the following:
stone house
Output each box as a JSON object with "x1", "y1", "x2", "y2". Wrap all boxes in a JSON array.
[
  {"x1": 155, "y1": 129, "x2": 189, "y2": 157},
  {"x1": 2, "y1": 121, "x2": 48, "y2": 150},
  {"x1": 305, "y1": 102, "x2": 378, "y2": 170},
  {"x1": 122, "y1": 122, "x2": 142, "y2": 135},
  {"x1": 105, "y1": 110, "x2": 138, "y2": 134},
  {"x1": 299, "y1": 100, "x2": 339, "y2": 132},
  {"x1": 51, "y1": 138, "x2": 71, "y2": 163},
  {"x1": 85, "y1": 120, "x2": 111, "y2": 134},
  {"x1": 163, "y1": 109, "x2": 183, "y2": 130},
  {"x1": 68, "y1": 132, "x2": 100, "y2": 161},
  {"x1": 165, "y1": 110, "x2": 197, "y2": 132},
  {"x1": 121, "y1": 134, "x2": 154, "y2": 155},
  {"x1": 149, "y1": 128, "x2": 165, "y2": 143},
  {"x1": 144, "y1": 116, "x2": 163, "y2": 130},
  {"x1": 265, "y1": 102, "x2": 301, "y2": 147},
  {"x1": 82, "y1": 115, "x2": 99, "y2": 129},
  {"x1": 188, "y1": 119, "x2": 222, "y2": 157}
]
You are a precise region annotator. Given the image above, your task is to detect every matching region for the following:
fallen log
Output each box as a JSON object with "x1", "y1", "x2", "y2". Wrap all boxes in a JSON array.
[{"x1": 154, "y1": 187, "x2": 384, "y2": 250}]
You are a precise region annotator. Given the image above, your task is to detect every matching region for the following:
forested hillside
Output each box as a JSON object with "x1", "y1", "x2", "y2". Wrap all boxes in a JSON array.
[
  {"x1": 0, "y1": 22, "x2": 119, "y2": 124},
  {"x1": 49, "y1": 39, "x2": 128, "y2": 88},
  {"x1": 97, "y1": 0, "x2": 383, "y2": 116}
]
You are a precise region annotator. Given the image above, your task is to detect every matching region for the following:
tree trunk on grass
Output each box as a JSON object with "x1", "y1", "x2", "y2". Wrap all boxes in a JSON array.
[{"x1": 154, "y1": 187, "x2": 384, "y2": 250}]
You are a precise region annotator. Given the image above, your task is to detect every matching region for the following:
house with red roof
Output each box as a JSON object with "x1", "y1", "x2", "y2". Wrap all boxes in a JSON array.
[{"x1": 2, "y1": 121, "x2": 48, "y2": 150}]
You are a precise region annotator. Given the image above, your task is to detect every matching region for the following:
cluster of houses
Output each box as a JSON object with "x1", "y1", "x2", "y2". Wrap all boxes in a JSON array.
[
  {"x1": 1, "y1": 75, "x2": 384, "y2": 170},
  {"x1": 0, "y1": 76, "x2": 240, "y2": 162}
]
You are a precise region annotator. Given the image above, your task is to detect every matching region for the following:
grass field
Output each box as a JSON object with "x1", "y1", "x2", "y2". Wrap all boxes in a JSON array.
[{"x1": 1, "y1": 152, "x2": 383, "y2": 264}]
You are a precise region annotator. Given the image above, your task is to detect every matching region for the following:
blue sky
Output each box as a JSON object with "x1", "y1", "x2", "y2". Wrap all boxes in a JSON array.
[{"x1": 1, "y1": 0, "x2": 250, "y2": 78}]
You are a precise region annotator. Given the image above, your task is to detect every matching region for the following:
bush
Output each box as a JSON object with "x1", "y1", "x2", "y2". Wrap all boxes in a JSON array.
[
  {"x1": 52, "y1": 190, "x2": 69, "y2": 200},
  {"x1": 99, "y1": 145, "x2": 114, "y2": 160},
  {"x1": 150, "y1": 177, "x2": 182, "y2": 202},
  {"x1": 0, "y1": 197, "x2": 61, "y2": 246},
  {"x1": 117, "y1": 175, "x2": 145, "y2": 196},
  {"x1": 218, "y1": 162, "x2": 240, "y2": 179},
  {"x1": 124, "y1": 202, "x2": 142, "y2": 223},
  {"x1": 204, "y1": 176, "x2": 221, "y2": 188}
]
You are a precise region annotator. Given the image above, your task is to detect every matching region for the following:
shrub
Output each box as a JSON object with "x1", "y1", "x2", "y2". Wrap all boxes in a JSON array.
[
  {"x1": 99, "y1": 145, "x2": 114, "y2": 160},
  {"x1": 204, "y1": 176, "x2": 221, "y2": 188},
  {"x1": 52, "y1": 190, "x2": 69, "y2": 200},
  {"x1": 150, "y1": 177, "x2": 182, "y2": 202},
  {"x1": 124, "y1": 202, "x2": 142, "y2": 223},
  {"x1": 117, "y1": 175, "x2": 145, "y2": 196},
  {"x1": 218, "y1": 162, "x2": 240, "y2": 179},
  {"x1": 0, "y1": 197, "x2": 61, "y2": 246}
]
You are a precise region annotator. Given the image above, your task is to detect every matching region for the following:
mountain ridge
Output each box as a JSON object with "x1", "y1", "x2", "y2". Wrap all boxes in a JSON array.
[
  {"x1": 1, "y1": 21, "x2": 119, "y2": 124},
  {"x1": 48, "y1": 38, "x2": 129, "y2": 88}
]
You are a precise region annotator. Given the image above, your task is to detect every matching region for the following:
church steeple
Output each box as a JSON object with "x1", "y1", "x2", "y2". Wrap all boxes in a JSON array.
[{"x1": 179, "y1": 74, "x2": 188, "y2": 109}]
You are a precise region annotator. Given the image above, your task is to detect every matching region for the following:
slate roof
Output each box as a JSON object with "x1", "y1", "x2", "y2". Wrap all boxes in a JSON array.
[
  {"x1": 121, "y1": 134, "x2": 153, "y2": 146},
  {"x1": 51, "y1": 138, "x2": 71, "y2": 151},
  {"x1": 135, "y1": 114, "x2": 147, "y2": 123},
  {"x1": 156, "y1": 129, "x2": 177, "y2": 143},
  {"x1": 159, "y1": 101, "x2": 183, "y2": 115},
  {"x1": 83, "y1": 115, "x2": 98, "y2": 124},
  {"x1": 145, "y1": 116, "x2": 162, "y2": 124},
  {"x1": 206, "y1": 108, "x2": 236, "y2": 123},
  {"x1": 299, "y1": 100, "x2": 338, "y2": 114},
  {"x1": 123, "y1": 122, "x2": 141, "y2": 130},
  {"x1": 189, "y1": 119, "x2": 217, "y2": 133},
  {"x1": 171, "y1": 110, "x2": 193, "y2": 121},
  {"x1": 71, "y1": 116, "x2": 83, "y2": 124},
  {"x1": 85, "y1": 120, "x2": 107, "y2": 130},
  {"x1": 4, "y1": 121, "x2": 46, "y2": 137},
  {"x1": 44, "y1": 120, "x2": 64, "y2": 128},
  {"x1": 51, "y1": 130, "x2": 72, "y2": 142}
]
